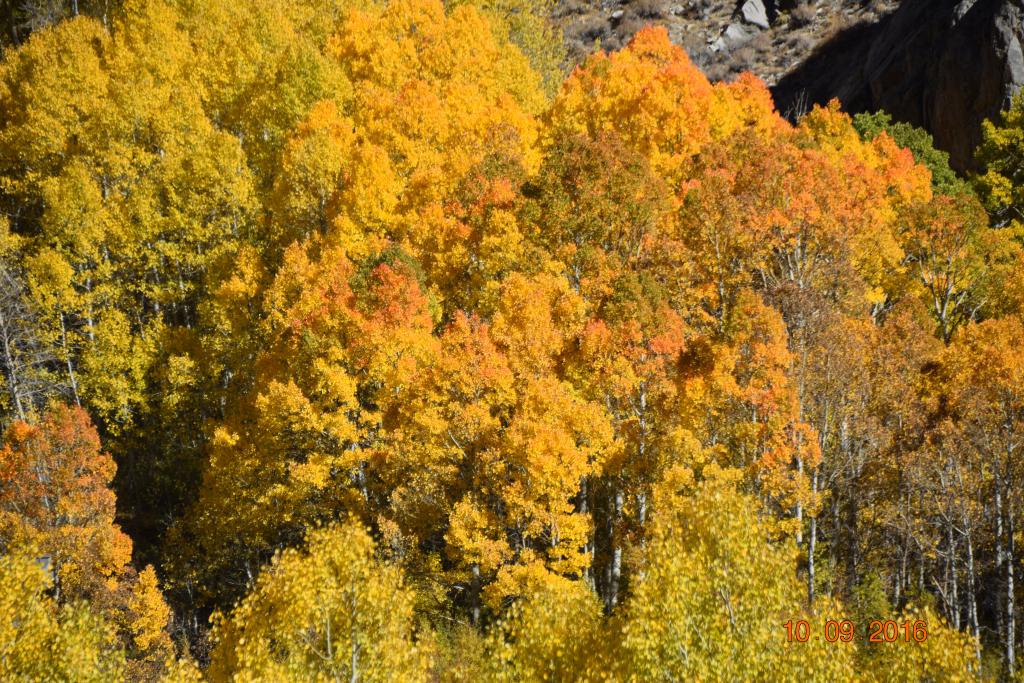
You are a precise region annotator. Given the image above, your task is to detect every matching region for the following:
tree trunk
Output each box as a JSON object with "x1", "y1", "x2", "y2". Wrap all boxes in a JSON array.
[
  {"x1": 606, "y1": 488, "x2": 624, "y2": 611},
  {"x1": 59, "y1": 313, "x2": 80, "y2": 407},
  {"x1": 965, "y1": 526, "x2": 982, "y2": 667},
  {"x1": 808, "y1": 466, "x2": 818, "y2": 605},
  {"x1": 1008, "y1": 496, "x2": 1017, "y2": 677},
  {"x1": 0, "y1": 305, "x2": 26, "y2": 420}
]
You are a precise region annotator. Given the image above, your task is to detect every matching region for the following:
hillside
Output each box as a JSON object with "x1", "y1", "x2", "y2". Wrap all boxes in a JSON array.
[{"x1": 557, "y1": 0, "x2": 900, "y2": 88}]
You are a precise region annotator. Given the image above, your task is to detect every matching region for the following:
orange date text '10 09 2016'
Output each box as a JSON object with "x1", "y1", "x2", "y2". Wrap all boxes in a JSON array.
[{"x1": 783, "y1": 619, "x2": 928, "y2": 643}]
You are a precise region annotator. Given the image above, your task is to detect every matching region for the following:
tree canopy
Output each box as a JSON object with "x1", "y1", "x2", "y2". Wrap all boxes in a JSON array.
[{"x1": 0, "y1": 0, "x2": 1020, "y2": 680}]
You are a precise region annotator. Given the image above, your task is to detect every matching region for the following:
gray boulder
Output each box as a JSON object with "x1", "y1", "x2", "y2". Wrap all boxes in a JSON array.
[
  {"x1": 711, "y1": 22, "x2": 755, "y2": 52},
  {"x1": 741, "y1": 0, "x2": 770, "y2": 29}
]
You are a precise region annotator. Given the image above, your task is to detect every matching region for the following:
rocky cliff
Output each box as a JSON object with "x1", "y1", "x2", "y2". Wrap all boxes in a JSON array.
[{"x1": 773, "y1": 0, "x2": 1024, "y2": 170}]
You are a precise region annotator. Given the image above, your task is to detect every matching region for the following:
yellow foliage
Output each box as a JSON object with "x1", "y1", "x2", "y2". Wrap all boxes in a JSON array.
[
  {"x1": 0, "y1": 546, "x2": 125, "y2": 681},
  {"x1": 128, "y1": 566, "x2": 173, "y2": 653},
  {"x1": 865, "y1": 606, "x2": 980, "y2": 683},
  {"x1": 0, "y1": 0, "x2": 1005, "y2": 678},
  {"x1": 208, "y1": 521, "x2": 432, "y2": 682},
  {"x1": 620, "y1": 475, "x2": 856, "y2": 681},
  {"x1": 487, "y1": 578, "x2": 608, "y2": 682}
]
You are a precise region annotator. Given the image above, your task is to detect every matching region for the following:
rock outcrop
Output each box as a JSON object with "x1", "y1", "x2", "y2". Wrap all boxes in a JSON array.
[
  {"x1": 740, "y1": 0, "x2": 770, "y2": 30},
  {"x1": 773, "y1": 0, "x2": 1024, "y2": 171}
]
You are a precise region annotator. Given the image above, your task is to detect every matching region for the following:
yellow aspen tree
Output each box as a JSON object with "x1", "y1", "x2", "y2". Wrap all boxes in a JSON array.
[
  {"x1": 208, "y1": 522, "x2": 432, "y2": 682},
  {"x1": 0, "y1": 546, "x2": 125, "y2": 682}
]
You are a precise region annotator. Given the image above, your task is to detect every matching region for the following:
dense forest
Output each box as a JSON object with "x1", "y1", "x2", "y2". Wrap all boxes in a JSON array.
[{"x1": 2, "y1": 0, "x2": 1024, "y2": 680}]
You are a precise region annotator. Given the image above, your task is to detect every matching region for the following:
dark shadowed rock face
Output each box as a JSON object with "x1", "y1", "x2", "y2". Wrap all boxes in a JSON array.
[{"x1": 773, "y1": 0, "x2": 1024, "y2": 171}]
